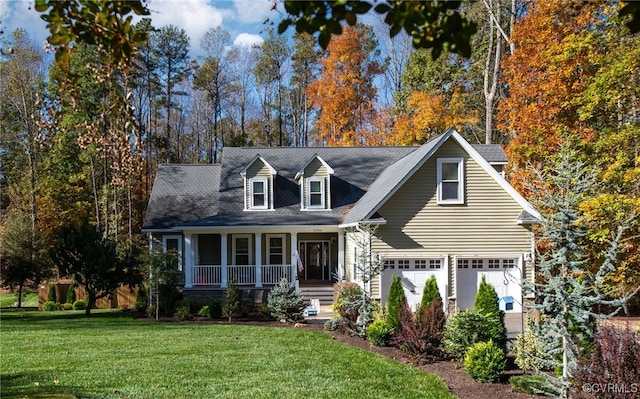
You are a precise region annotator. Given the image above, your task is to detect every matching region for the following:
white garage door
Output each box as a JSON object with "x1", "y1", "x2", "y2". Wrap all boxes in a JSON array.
[
  {"x1": 381, "y1": 258, "x2": 448, "y2": 311},
  {"x1": 456, "y1": 257, "x2": 522, "y2": 313}
]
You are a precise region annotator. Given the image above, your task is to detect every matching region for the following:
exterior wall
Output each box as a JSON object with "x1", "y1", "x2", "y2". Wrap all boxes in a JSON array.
[
  {"x1": 301, "y1": 158, "x2": 330, "y2": 209},
  {"x1": 370, "y1": 139, "x2": 532, "y2": 299},
  {"x1": 244, "y1": 161, "x2": 273, "y2": 209}
]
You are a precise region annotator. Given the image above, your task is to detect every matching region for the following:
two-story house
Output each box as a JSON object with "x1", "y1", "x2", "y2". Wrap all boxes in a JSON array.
[{"x1": 142, "y1": 128, "x2": 540, "y2": 313}]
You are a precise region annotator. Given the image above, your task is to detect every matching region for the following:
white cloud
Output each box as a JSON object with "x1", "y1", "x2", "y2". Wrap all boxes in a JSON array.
[
  {"x1": 232, "y1": 0, "x2": 275, "y2": 24},
  {"x1": 147, "y1": 0, "x2": 226, "y2": 48},
  {"x1": 1, "y1": 0, "x2": 49, "y2": 50},
  {"x1": 233, "y1": 33, "x2": 263, "y2": 48}
]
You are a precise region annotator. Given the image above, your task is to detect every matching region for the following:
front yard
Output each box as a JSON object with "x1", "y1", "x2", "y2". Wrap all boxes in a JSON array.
[{"x1": 0, "y1": 310, "x2": 454, "y2": 399}]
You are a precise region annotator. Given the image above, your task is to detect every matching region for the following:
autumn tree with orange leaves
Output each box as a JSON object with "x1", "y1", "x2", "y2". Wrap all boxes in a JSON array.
[{"x1": 307, "y1": 24, "x2": 382, "y2": 146}]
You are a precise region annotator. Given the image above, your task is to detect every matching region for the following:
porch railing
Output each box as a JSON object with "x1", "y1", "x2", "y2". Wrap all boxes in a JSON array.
[
  {"x1": 190, "y1": 264, "x2": 294, "y2": 286},
  {"x1": 262, "y1": 264, "x2": 292, "y2": 285}
]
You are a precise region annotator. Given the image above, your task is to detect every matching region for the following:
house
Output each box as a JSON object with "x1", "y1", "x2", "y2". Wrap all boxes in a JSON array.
[{"x1": 142, "y1": 128, "x2": 540, "y2": 313}]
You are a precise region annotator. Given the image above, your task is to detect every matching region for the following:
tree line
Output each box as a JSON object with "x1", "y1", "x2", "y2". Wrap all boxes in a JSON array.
[{"x1": 1, "y1": 1, "x2": 638, "y2": 314}]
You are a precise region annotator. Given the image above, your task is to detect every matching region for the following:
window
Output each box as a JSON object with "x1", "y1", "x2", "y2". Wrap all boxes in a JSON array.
[
  {"x1": 488, "y1": 259, "x2": 500, "y2": 269},
  {"x1": 415, "y1": 259, "x2": 427, "y2": 269},
  {"x1": 397, "y1": 260, "x2": 410, "y2": 269},
  {"x1": 163, "y1": 235, "x2": 182, "y2": 271},
  {"x1": 307, "y1": 178, "x2": 324, "y2": 208},
  {"x1": 250, "y1": 179, "x2": 267, "y2": 209},
  {"x1": 233, "y1": 235, "x2": 252, "y2": 265},
  {"x1": 458, "y1": 259, "x2": 469, "y2": 269},
  {"x1": 429, "y1": 259, "x2": 442, "y2": 269},
  {"x1": 437, "y1": 158, "x2": 464, "y2": 204},
  {"x1": 384, "y1": 260, "x2": 396, "y2": 269},
  {"x1": 267, "y1": 235, "x2": 285, "y2": 265}
]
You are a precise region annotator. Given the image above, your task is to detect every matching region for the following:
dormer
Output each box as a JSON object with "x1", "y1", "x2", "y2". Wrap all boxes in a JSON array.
[
  {"x1": 240, "y1": 155, "x2": 276, "y2": 211},
  {"x1": 295, "y1": 154, "x2": 334, "y2": 211}
]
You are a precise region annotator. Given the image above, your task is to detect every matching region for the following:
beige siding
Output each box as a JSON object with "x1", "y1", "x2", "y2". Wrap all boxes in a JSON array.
[
  {"x1": 302, "y1": 158, "x2": 330, "y2": 209},
  {"x1": 370, "y1": 139, "x2": 533, "y2": 296},
  {"x1": 245, "y1": 161, "x2": 273, "y2": 208}
]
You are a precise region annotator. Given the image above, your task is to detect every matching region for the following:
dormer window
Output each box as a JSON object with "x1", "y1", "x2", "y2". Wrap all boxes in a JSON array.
[
  {"x1": 307, "y1": 178, "x2": 325, "y2": 208},
  {"x1": 296, "y1": 154, "x2": 334, "y2": 211},
  {"x1": 251, "y1": 179, "x2": 267, "y2": 209},
  {"x1": 241, "y1": 155, "x2": 276, "y2": 211},
  {"x1": 437, "y1": 157, "x2": 464, "y2": 204}
]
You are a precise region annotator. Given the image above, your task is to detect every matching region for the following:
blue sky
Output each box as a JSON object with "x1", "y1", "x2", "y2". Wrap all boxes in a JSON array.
[{"x1": 1, "y1": 0, "x2": 281, "y2": 57}]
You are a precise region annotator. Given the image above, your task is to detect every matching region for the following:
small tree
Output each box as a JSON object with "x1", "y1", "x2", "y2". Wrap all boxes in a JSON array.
[
  {"x1": 474, "y1": 275, "x2": 499, "y2": 315},
  {"x1": 392, "y1": 298, "x2": 446, "y2": 364},
  {"x1": 386, "y1": 275, "x2": 406, "y2": 331},
  {"x1": 222, "y1": 280, "x2": 241, "y2": 322},
  {"x1": 419, "y1": 275, "x2": 442, "y2": 313},
  {"x1": 144, "y1": 249, "x2": 181, "y2": 319},
  {"x1": 267, "y1": 278, "x2": 305, "y2": 323},
  {"x1": 47, "y1": 283, "x2": 57, "y2": 303},
  {"x1": 525, "y1": 144, "x2": 638, "y2": 398},
  {"x1": 66, "y1": 284, "x2": 76, "y2": 304}
]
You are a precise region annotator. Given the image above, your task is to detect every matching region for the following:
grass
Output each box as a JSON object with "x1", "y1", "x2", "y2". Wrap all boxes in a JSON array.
[
  {"x1": 0, "y1": 310, "x2": 455, "y2": 399},
  {"x1": 0, "y1": 291, "x2": 39, "y2": 308}
]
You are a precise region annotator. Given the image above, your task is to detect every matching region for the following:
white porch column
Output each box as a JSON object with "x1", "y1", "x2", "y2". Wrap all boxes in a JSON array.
[
  {"x1": 184, "y1": 233, "x2": 193, "y2": 288},
  {"x1": 291, "y1": 232, "x2": 298, "y2": 291},
  {"x1": 255, "y1": 233, "x2": 263, "y2": 287},
  {"x1": 221, "y1": 233, "x2": 228, "y2": 288},
  {"x1": 338, "y1": 230, "x2": 345, "y2": 281}
]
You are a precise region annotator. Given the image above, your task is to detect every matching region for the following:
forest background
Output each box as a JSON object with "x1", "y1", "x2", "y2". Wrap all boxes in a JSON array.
[{"x1": 0, "y1": 0, "x2": 638, "y2": 311}]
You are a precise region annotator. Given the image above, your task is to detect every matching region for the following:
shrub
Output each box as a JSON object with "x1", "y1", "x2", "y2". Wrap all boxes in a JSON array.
[
  {"x1": 42, "y1": 301, "x2": 59, "y2": 311},
  {"x1": 324, "y1": 317, "x2": 342, "y2": 331},
  {"x1": 509, "y1": 375, "x2": 555, "y2": 396},
  {"x1": 267, "y1": 278, "x2": 305, "y2": 323},
  {"x1": 331, "y1": 282, "x2": 363, "y2": 334},
  {"x1": 47, "y1": 283, "x2": 56, "y2": 303},
  {"x1": 392, "y1": 299, "x2": 446, "y2": 364},
  {"x1": 474, "y1": 275, "x2": 500, "y2": 315},
  {"x1": 221, "y1": 281, "x2": 241, "y2": 322},
  {"x1": 571, "y1": 323, "x2": 640, "y2": 399},
  {"x1": 72, "y1": 299, "x2": 87, "y2": 310},
  {"x1": 174, "y1": 303, "x2": 193, "y2": 321},
  {"x1": 464, "y1": 340, "x2": 506, "y2": 383},
  {"x1": 512, "y1": 316, "x2": 554, "y2": 371},
  {"x1": 209, "y1": 299, "x2": 223, "y2": 319},
  {"x1": 146, "y1": 304, "x2": 157, "y2": 319},
  {"x1": 134, "y1": 284, "x2": 148, "y2": 312},
  {"x1": 61, "y1": 302, "x2": 73, "y2": 310},
  {"x1": 419, "y1": 275, "x2": 442, "y2": 313},
  {"x1": 66, "y1": 284, "x2": 76, "y2": 304},
  {"x1": 197, "y1": 305, "x2": 210, "y2": 317},
  {"x1": 367, "y1": 319, "x2": 393, "y2": 347},
  {"x1": 444, "y1": 310, "x2": 506, "y2": 360},
  {"x1": 386, "y1": 275, "x2": 406, "y2": 331}
]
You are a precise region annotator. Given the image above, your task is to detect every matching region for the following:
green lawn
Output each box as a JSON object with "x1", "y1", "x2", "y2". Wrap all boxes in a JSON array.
[
  {"x1": 0, "y1": 310, "x2": 455, "y2": 399},
  {"x1": 0, "y1": 291, "x2": 39, "y2": 308}
]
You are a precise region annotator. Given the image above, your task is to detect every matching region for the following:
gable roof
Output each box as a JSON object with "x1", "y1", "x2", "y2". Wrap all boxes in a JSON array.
[
  {"x1": 142, "y1": 164, "x2": 221, "y2": 230},
  {"x1": 340, "y1": 128, "x2": 541, "y2": 226},
  {"x1": 295, "y1": 154, "x2": 335, "y2": 180},
  {"x1": 240, "y1": 154, "x2": 277, "y2": 176}
]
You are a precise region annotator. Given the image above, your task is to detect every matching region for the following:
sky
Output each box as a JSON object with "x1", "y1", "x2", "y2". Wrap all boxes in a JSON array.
[{"x1": 0, "y1": 0, "x2": 282, "y2": 58}]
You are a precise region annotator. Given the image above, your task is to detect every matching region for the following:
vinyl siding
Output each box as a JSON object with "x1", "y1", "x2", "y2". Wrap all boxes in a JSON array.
[
  {"x1": 302, "y1": 158, "x2": 330, "y2": 209},
  {"x1": 245, "y1": 161, "x2": 273, "y2": 209},
  {"x1": 370, "y1": 139, "x2": 533, "y2": 297}
]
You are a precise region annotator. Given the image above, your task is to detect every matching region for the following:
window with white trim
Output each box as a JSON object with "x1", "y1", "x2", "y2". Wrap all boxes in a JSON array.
[
  {"x1": 437, "y1": 158, "x2": 464, "y2": 204},
  {"x1": 307, "y1": 178, "x2": 325, "y2": 208},
  {"x1": 397, "y1": 259, "x2": 410, "y2": 269},
  {"x1": 429, "y1": 259, "x2": 442, "y2": 269},
  {"x1": 267, "y1": 234, "x2": 285, "y2": 265},
  {"x1": 384, "y1": 260, "x2": 396, "y2": 269},
  {"x1": 163, "y1": 235, "x2": 183, "y2": 271},
  {"x1": 250, "y1": 179, "x2": 268, "y2": 209},
  {"x1": 233, "y1": 235, "x2": 252, "y2": 265},
  {"x1": 415, "y1": 259, "x2": 427, "y2": 269}
]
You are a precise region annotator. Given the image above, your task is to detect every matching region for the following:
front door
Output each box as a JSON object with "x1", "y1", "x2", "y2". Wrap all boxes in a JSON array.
[{"x1": 299, "y1": 241, "x2": 329, "y2": 281}]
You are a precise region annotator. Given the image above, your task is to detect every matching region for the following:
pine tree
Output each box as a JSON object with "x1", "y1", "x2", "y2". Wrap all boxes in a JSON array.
[
  {"x1": 66, "y1": 284, "x2": 76, "y2": 304},
  {"x1": 419, "y1": 275, "x2": 443, "y2": 313},
  {"x1": 222, "y1": 281, "x2": 241, "y2": 322},
  {"x1": 526, "y1": 144, "x2": 637, "y2": 398},
  {"x1": 386, "y1": 275, "x2": 406, "y2": 331},
  {"x1": 474, "y1": 275, "x2": 499, "y2": 315},
  {"x1": 47, "y1": 283, "x2": 56, "y2": 303}
]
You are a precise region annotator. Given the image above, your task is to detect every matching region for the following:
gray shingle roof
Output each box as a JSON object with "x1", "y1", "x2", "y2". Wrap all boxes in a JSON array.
[
  {"x1": 142, "y1": 164, "x2": 220, "y2": 230},
  {"x1": 471, "y1": 144, "x2": 507, "y2": 163}
]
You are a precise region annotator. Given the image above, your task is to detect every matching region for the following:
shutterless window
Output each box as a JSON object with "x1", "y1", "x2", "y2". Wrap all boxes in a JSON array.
[
  {"x1": 308, "y1": 178, "x2": 324, "y2": 208},
  {"x1": 234, "y1": 236, "x2": 251, "y2": 265},
  {"x1": 251, "y1": 179, "x2": 267, "y2": 209},
  {"x1": 437, "y1": 158, "x2": 464, "y2": 204},
  {"x1": 268, "y1": 235, "x2": 284, "y2": 265}
]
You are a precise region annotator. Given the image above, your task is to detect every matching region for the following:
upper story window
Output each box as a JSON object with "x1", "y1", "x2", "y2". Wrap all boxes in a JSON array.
[
  {"x1": 307, "y1": 178, "x2": 325, "y2": 208},
  {"x1": 437, "y1": 157, "x2": 464, "y2": 204},
  {"x1": 250, "y1": 179, "x2": 267, "y2": 209}
]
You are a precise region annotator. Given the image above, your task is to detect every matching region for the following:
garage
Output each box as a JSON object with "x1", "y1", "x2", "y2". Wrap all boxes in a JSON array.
[
  {"x1": 380, "y1": 257, "x2": 448, "y2": 311},
  {"x1": 455, "y1": 257, "x2": 523, "y2": 313}
]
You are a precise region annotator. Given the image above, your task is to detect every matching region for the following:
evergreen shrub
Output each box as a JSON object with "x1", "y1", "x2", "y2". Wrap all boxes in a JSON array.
[
  {"x1": 61, "y1": 303, "x2": 73, "y2": 310},
  {"x1": 267, "y1": 278, "x2": 305, "y2": 323},
  {"x1": 72, "y1": 299, "x2": 87, "y2": 310},
  {"x1": 134, "y1": 284, "x2": 148, "y2": 312},
  {"x1": 66, "y1": 284, "x2": 76, "y2": 304},
  {"x1": 222, "y1": 281, "x2": 241, "y2": 322},
  {"x1": 208, "y1": 299, "x2": 222, "y2": 319},
  {"x1": 386, "y1": 275, "x2": 405, "y2": 331},
  {"x1": 419, "y1": 275, "x2": 442, "y2": 313},
  {"x1": 512, "y1": 316, "x2": 554, "y2": 371},
  {"x1": 463, "y1": 340, "x2": 506, "y2": 383},
  {"x1": 174, "y1": 303, "x2": 193, "y2": 321},
  {"x1": 324, "y1": 317, "x2": 342, "y2": 331},
  {"x1": 47, "y1": 283, "x2": 56, "y2": 303},
  {"x1": 42, "y1": 301, "x2": 59, "y2": 311},
  {"x1": 367, "y1": 319, "x2": 393, "y2": 347},
  {"x1": 509, "y1": 375, "x2": 554, "y2": 396},
  {"x1": 444, "y1": 310, "x2": 506, "y2": 360},
  {"x1": 474, "y1": 275, "x2": 500, "y2": 314}
]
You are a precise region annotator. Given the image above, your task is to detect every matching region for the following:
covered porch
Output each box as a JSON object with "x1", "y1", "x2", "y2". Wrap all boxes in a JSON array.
[{"x1": 181, "y1": 229, "x2": 344, "y2": 289}]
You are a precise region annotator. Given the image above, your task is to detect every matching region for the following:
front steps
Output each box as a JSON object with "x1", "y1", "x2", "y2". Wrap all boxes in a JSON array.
[{"x1": 299, "y1": 285, "x2": 334, "y2": 306}]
